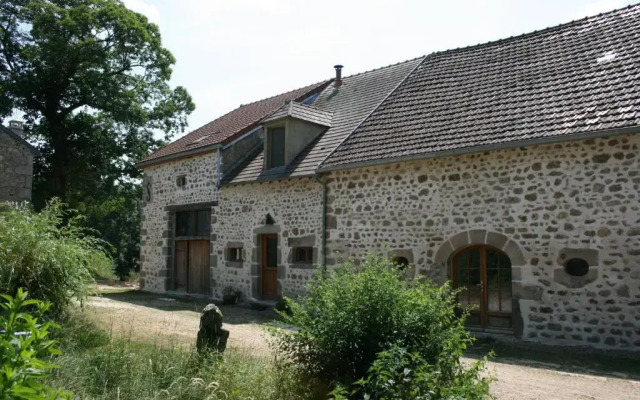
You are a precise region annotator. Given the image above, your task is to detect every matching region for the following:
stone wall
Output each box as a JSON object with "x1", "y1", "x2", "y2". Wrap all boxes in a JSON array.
[
  {"x1": 324, "y1": 134, "x2": 640, "y2": 350},
  {"x1": 212, "y1": 177, "x2": 324, "y2": 299},
  {"x1": 140, "y1": 152, "x2": 219, "y2": 292},
  {"x1": 0, "y1": 132, "x2": 33, "y2": 203}
]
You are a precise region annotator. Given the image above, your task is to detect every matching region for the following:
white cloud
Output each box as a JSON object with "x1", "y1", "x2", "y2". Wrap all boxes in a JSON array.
[
  {"x1": 571, "y1": 0, "x2": 630, "y2": 20},
  {"x1": 122, "y1": 0, "x2": 162, "y2": 25}
]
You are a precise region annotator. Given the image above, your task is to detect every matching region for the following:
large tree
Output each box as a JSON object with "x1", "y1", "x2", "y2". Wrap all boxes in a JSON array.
[
  {"x1": 0, "y1": 0, "x2": 194, "y2": 200},
  {"x1": 0, "y1": 0, "x2": 194, "y2": 275}
]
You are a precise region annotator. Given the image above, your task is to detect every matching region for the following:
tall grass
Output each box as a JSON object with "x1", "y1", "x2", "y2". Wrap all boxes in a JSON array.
[{"x1": 47, "y1": 314, "x2": 307, "y2": 400}]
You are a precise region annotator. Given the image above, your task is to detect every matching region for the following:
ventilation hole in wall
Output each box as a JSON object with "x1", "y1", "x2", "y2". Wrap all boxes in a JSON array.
[
  {"x1": 394, "y1": 256, "x2": 410, "y2": 271},
  {"x1": 565, "y1": 258, "x2": 589, "y2": 277}
]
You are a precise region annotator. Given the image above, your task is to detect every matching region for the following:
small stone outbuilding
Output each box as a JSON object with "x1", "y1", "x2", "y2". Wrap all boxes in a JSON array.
[
  {"x1": 0, "y1": 121, "x2": 36, "y2": 203},
  {"x1": 139, "y1": 5, "x2": 640, "y2": 352}
]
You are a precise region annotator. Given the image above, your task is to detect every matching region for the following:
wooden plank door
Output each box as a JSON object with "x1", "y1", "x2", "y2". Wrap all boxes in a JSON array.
[
  {"x1": 174, "y1": 240, "x2": 189, "y2": 290},
  {"x1": 188, "y1": 240, "x2": 210, "y2": 295},
  {"x1": 261, "y1": 234, "x2": 278, "y2": 299}
]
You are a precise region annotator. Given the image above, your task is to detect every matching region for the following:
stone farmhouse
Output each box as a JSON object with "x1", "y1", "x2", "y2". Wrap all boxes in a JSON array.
[
  {"x1": 0, "y1": 121, "x2": 36, "y2": 203},
  {"x1": 139, "y1": 5, "x2": 640, "y2": 350}
]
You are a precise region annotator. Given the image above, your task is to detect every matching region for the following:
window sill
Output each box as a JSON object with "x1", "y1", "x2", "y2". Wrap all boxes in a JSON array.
[
  {"x1": 227, "y1": 261, "x2": 244, "y2": 269},
  {"x1": 290, "y1": 263, "x2": 315, "y2": 270}
]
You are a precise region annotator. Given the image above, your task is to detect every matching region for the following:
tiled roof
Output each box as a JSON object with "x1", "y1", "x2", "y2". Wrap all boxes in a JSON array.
[
  {"x1": 139, "y1": 80, "x2": 329, "y2": 165},
  {"x1": 321, "y1": 5, "x2": 640, "y2": 169},
  {"x1": 224, "y1": 57, "x2": 423, "y2": 184},
  {"x1": 262, "y1": 102, "x2": 333, "y2": 127}
]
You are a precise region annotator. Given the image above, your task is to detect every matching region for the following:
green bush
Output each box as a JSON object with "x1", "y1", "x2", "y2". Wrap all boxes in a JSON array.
[
  {"x1": 0, "y1": 200, "x2": 113, "y2": 318},
  {"x1": 0, "y1": 288, "x2": 71, "y2": 399},
  {"x1": 272, "y1": 254, "x2": 490, "y2": 397},
  {"x1": 331, "y1": 344, "x2": 491, "y2": 400}
]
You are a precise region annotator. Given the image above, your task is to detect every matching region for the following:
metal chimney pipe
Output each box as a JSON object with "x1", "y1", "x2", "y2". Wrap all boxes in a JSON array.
[{"x1": 334, "y1": 65, "x2": 343, "y2": 87}]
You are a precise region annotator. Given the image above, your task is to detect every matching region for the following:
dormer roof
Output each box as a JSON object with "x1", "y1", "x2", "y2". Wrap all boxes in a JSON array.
[
  {"x1": 262, "y1": 102, "x2": 333, "y2": 127},
  {"x1": 138, "y1": 80, "x2": 330, "y2": 167}
]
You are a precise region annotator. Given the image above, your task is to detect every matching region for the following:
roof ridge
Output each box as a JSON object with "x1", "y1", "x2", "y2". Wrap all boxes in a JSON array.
[
  {"x1": 339, "y1": 55, "x2": 428, "y2": 80},
  {"x1": 428, "y1": 3, "x2": 638, "y2": 58},
  {"x1": 318, "y1": 56, "x2": 426, "y2": 170},
  {"x1": 236, "y1": 80, "x2": 328, "y2": 109}
]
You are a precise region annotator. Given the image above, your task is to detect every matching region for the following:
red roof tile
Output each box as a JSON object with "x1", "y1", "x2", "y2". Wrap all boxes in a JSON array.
[{"x1": 139, "y1": 80, "x2": 329, "y2": 165}]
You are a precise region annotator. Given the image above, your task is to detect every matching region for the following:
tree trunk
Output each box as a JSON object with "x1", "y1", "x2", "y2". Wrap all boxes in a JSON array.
[{"x1": 49, "y1": 120, "x2": 67, "y2": 201}]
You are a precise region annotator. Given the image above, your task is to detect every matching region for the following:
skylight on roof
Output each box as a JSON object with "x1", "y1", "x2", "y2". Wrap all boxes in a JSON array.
[
  {"x1": 302, "y1": 93, "x2": 319, "y2": 105},
  {"x1": 188, "y1": 134, "x2": 211, "y2": 145},
  {"x1": 596, "y1": 51, "x2": 616, "y2": 63}
]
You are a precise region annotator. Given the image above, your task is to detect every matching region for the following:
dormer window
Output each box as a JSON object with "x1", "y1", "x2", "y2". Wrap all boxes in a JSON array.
[{"x1": 267, "y1": 127, "x2": 285, "y2": 168}]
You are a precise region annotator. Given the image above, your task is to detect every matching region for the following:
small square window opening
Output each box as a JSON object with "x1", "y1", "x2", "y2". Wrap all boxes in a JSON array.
[
  {"x1": 228, "y1": 247, "x2": 243, "y2": 262},
  {"x1": 293, "y1": 247, "x2": 313, "y2": 264},
  {"x1": 176, "y1": 175, "x2": 187, "y2": 187}
]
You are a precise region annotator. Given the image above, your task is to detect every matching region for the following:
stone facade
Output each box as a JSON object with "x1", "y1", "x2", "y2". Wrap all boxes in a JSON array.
[
  {"x1": 212, "y1": 178, "x2": 323, "y2": 299},
  {"x1": 0, "y1": 131, "x2": 34, "y2": 203},
  {"x1": 139, "y1": 152, "x2": 219, "y2": 292},
  {"x1": 139, "y1": 133, "x2": 640, "y2": 351},
  {"x1": 324, "y1": 134, "x2": 640, "y2": 350}
]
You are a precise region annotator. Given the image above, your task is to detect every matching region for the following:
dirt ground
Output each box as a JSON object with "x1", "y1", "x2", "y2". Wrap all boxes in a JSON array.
[{"x1": 84, "y1": 288, "x2": 640, "y2": 400}]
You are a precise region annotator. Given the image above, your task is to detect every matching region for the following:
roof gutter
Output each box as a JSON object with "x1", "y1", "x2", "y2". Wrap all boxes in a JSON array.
[
  {"x1": 137, "y1": 143, "x2": 222, "y2": 168},
  {"x1": 317, "y1": 125, "x2": 640, "y2": 174}
]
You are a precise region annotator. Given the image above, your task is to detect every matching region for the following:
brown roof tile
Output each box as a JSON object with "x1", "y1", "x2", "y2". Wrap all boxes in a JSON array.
[
  {"x1": 321, "y1": 4, "x2": 640, "y2": 169},
  {"x1": 139, "y1": 80, "x2": 329, "y2": 165}
]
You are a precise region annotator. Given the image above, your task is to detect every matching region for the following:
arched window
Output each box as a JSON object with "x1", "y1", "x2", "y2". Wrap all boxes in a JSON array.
[{"x1": 453, "y1": 245, "x2": 513, "y2": 331}]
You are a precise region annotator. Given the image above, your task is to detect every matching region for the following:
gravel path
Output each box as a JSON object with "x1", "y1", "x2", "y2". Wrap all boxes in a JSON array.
[{"x1": 84, "y1": 291, "x2": 640, "y2": 400}]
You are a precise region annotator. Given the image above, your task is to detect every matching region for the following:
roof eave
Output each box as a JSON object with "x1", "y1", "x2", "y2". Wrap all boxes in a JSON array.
[
  {"x1": 317, "y1": 125, "x2": 640, "y2": 174},
  {"x1": 137, "y1": 143, "x2": 222, "y2": 168}
]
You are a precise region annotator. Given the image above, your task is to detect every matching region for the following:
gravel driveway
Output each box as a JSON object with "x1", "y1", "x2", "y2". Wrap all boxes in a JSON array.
[{"x1": 84, "y1": 289, "x2": 640, "y2": 400}]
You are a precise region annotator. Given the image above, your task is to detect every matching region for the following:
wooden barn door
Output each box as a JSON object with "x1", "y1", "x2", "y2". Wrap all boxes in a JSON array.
[
  {"x1": 188, "y1": 240, "x2": 210, "y2": 294},
  {"x1": 261, "y1": 234, "x2": 278, "y2": 299},
  {"x1": 174, "y1": 210, "x2": 211, "y2": 295}
]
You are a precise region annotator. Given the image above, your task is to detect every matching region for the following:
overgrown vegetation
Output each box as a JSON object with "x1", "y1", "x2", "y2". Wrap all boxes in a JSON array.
[
  {"x1": 272, "y1": 254, "x2": 491, "y2": 399},
  {"x1": 0, "y1": 201, "x2": 113, "y2": 318},
  {"x1": 46, "y1": 313, "x2": 303, "y2": 400},
  {"x1": 0, "y1": 289, "x2": 70, "y2": 399}
]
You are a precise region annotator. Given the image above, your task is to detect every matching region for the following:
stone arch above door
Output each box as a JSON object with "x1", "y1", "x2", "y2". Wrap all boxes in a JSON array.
[{"x1": 434, "y1": 230, "x2": 525, "y2": 266}]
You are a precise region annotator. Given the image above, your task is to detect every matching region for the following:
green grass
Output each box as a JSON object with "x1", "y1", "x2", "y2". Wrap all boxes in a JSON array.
[{"x1": 47, "y1": 314, "x2": 306, "y2": 400}]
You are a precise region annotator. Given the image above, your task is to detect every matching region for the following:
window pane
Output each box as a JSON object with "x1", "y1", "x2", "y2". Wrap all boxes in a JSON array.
[
  {"x1": 266, "y1": 237, "x2": 278, "y2": 269},
  {"x1": 269, "y1": 127, "x2": 285, "y2": 168},
  {"x1": 176, "y1": 212, "x2": 194, "y2": 236},
  {"x1": 197, "y1": 210, "x2": 210, "y2": 236}
]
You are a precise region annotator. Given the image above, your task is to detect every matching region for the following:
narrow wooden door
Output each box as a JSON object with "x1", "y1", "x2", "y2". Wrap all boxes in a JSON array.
[
  {"x1": 174, "y1": 240, "x2": 189, "y2": 290},
  {"x1": 261, "y1": 234, "x2": 278, "y2": 299},
  {"x1": 188, "y1": 240, "x2": 210, "y2": 295},
  {"x1": 453, "y1": 245, "x2": 512, "y2": 330}
]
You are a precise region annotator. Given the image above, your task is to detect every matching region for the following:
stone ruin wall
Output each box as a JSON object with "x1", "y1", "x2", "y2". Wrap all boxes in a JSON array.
[
  {"x1": 140, "y1": 152, "x2": 219, "y2": 292},
  {"x1": 324, "y1": 134, "x2": 640, "y2": 350},
  {"x1": 212, "y1": 178, "x2": 323, "y2": 299},
  {"x1": 0, "y1": 132, "x2": 34, "y2": 203}
]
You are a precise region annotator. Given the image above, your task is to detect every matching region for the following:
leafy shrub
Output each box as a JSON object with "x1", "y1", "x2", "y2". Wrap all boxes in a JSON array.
[
  {"x1": 331, "y1": 344, "x2": 491, "y2": 400},
  {"x1": 0, "y1": 288, "x2": 71, "y2": 399},
  {"x1": 0, "y1": 200, "x2": 113, "y2": 318},
  {"x1": 272, "y1": 253, "x2": 490, "y2": 397}
]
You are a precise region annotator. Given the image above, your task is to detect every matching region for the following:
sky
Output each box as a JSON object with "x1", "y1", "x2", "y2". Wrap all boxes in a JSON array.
[{"x1": 19, "y1": 0, "x2": 638, "y2": 139}]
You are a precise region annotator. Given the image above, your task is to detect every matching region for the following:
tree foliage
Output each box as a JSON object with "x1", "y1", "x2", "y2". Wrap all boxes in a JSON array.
[{"x1": 0, "y1": 0, "x2": 194, "y2": 275}]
